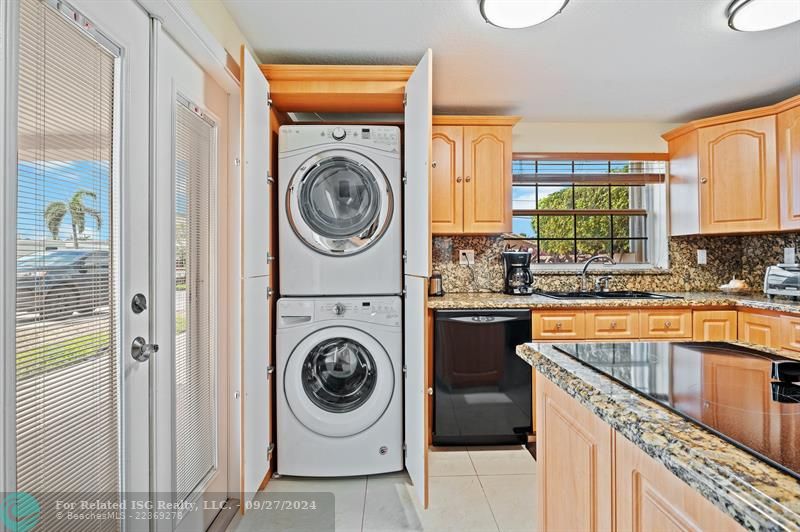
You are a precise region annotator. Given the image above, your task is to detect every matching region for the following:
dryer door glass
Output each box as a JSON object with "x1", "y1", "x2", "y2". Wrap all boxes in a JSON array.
[
  {"x1": 299, "y1": 157, "x2": 381, "y2": 239},
  {"x1": 302, "y1": 337, "x2": 377, "y2": 413}
]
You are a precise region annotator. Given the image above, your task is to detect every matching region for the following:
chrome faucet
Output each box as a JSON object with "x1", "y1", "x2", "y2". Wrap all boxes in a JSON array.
[{"x1": 579, "y1": 254, "x2": 615, "y2": 292}]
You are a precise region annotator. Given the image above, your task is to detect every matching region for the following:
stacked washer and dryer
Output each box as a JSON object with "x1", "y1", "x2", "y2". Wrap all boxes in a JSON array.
[{"x1": 276, "y1": 125, "x2": 404, "y2": 476}]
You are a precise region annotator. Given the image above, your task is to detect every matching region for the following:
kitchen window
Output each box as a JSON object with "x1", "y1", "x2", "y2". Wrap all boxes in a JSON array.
[{"x1": 508, "y1": 154, "x2": 668, "y2": 268}]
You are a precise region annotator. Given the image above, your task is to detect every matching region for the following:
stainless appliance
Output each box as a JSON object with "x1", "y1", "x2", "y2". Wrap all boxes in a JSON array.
[
  {"x1": 433, "y1": 310, "x2": 532, "y2": 445},
  {"x1": 502, "y1": 251, "x2": 534, "y2": 295},
  {"x1": 764, "y1": 264, "x2": 800, "y2": 298},
  {"x1": 553, "y1": 341, "x2": 800, "y2": 481},
  {"x1": 429, "y1": 271, "x2": 444, "y2": 297}
]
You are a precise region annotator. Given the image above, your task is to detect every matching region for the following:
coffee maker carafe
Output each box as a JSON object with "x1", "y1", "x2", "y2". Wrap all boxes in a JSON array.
[{"x1": 502, "y1": 251, "x2": 534, "y2": 295}]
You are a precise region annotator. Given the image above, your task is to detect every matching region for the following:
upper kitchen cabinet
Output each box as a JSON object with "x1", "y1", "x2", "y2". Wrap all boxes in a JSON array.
[
  {"x1": 431, "y1": 116, "x2": 519, "y2": 234},
  {"x1": 778, "y1": 98, "x2": 800, "y2": 230},
  {"x1": 664, "y1": 94, "x2": 800, "y2": 235}
]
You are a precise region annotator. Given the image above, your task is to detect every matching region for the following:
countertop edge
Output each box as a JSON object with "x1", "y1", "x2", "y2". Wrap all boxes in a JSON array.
[{"x1": 518, "y1": 343, "x2": 800, "y2": 532}]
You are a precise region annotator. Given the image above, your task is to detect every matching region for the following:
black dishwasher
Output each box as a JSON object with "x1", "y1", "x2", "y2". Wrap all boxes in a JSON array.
[{"x1": 433, "y1": 309, "x2": 532, "y2": 446}]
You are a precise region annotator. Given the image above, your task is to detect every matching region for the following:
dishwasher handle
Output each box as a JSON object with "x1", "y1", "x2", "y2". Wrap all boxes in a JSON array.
[{"x1": 446, "y1": 315, "x2": 520, "y2": 324}]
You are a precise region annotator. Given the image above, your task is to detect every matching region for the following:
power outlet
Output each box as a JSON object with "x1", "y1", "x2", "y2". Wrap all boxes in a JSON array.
[
  {"x1": 459, "y1": 250, "x2": 475, "y2": 266},
  {"x1": 697, "y1": 249, "x2": 707, "y2": 265}
]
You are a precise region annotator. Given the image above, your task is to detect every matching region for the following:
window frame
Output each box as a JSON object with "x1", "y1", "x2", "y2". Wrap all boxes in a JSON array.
[{"x1": 509, "y1": 153, "x2": 670, "y2": 271}]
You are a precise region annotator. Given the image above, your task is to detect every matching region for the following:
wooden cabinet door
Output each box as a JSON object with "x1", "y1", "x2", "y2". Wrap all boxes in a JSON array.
[
  {"x1": 781, "y1": 315, "x2": 800, "y2": 352},
  {"x1": 532, "y1": 311, "x2": 586, "y2": 340},
  {"x1": 462, "y1": 125, "x2": 512, "y2": 233},
  {"x1": 639, "y1": 310, "x2": 692, "y2": 339},
  {"x1": 697, "y1": 116, "x2": 779, "y2": 233},
  {"x1": 537, "y1": 373, "x2": 613, "y2": 532},
  {"x1": 778, "y1": 104, "x2": 800, "y2": 230},
  {"x1": 692, "y1": 310, "x2": 738, "y2": 341},
  {"x1": 586, "y1": 310, "x2": 639, "y2": 339},
  {"x1": 738, "y1": 311, "x2": 781, "y2": 348},
  {"x1": 430, "y1": 125, "x2": 463, "y2": 234},
  {"x1": 615, "y1": 432, "x2": 743, "y2": 532}
]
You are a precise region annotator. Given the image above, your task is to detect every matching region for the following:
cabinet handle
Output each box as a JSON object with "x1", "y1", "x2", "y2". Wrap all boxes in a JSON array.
[
  {"x1": 465, "y1": 175, "x2": 471, "y2": 182},
  {"x1": 664, "y1": 321, "x2": 672, "y2": 329},
  {"x1": 456, "y1": 176, "x2": 463, "y2": 183},
  {"x1": 700, "y1": 177, "x2": 708, "y2": 184}
]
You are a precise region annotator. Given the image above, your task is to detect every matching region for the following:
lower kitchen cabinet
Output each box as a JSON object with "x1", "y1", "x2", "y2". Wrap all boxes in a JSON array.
[
  {"x1": 782, "y1": 315, "x2": 800, "y2": 352},
  {"x1": 586, "y1": 310, "x2": 639, "y2": 339},
  {"x1": 536, "y1": 369, "x2": 745, "y2": 532},
  {"x1": 639, "y1": 309, "x2": 693, "y2": 339},
  {"x1": 536, "y1": 373, "x2": 613, "y2": 532},
  {"x1": 738, "y1": 311, "x2": 782, "y2": 348},
  {"x1": 693, "y1": 310, "x2": 738, "y2": 341},
  {"x1": 615, "y1": 434, "x2": 742, "y2": 532},
  {"x1": 532, "y1": 310, "x2": 585, "y2": 340}
]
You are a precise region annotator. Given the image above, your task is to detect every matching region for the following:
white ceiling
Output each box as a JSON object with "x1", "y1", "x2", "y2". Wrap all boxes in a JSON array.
[{"x1": 223, "y1": 0, "x2": 800, "y2": 122}]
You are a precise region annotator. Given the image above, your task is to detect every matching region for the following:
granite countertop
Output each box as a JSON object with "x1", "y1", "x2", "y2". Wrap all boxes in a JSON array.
[
  {"x1": 427, "y1": 291, "x2": 800, "y2": 315},
  {"x1": 518, "y1": 342, "x2": 800, "y2": 531}
]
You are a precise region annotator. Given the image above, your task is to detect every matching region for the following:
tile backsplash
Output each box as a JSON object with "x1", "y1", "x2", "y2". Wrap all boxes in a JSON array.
[{"x1": 432, "y1": 232, "x2": 800, "y2": 294}]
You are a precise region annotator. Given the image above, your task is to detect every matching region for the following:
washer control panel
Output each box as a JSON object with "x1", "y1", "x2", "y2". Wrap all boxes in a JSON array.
[
  {"x1": 317, "y1": 297, "x2": 401, "y2": 326},
  {"x1": 279, "y1": 125, "x2": 400, "y2": 154}
]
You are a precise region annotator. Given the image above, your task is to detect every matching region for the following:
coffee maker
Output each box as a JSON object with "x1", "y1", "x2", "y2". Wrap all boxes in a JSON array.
[{"x1": 502, "y1": 251, "x2": 535, "y2": 295}]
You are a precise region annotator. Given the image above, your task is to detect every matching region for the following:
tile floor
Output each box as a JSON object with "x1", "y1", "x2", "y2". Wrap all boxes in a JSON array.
[{"x1": 228, "y1": 445, "x2": 537, "y2": 532}]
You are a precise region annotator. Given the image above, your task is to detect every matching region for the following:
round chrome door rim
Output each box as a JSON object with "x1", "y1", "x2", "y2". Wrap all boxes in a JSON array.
[
  {"x1": 283, "y1": 326, "x2": 395, "y2": 438},
  {"x1": 286, "y1": 149, "x2": 394, "y2": 257}
]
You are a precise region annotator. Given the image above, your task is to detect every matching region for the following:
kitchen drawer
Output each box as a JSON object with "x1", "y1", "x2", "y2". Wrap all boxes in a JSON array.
[
  {"x1": 738, "y1": 311, "x2": 782, "y2": 349},
  {"x1": 532, "y1": 311, "x2": 585, "y2": 340},
  {"x1": 639, "y1": 310, "x2": 692, "y2": 338},
  {"x1": 693, "y1": 310, "x2": 738, "y2": 341},
  {"x1": 585, "y1": 310, "x2": 639, "y2": 339},
  {"x1": 781, "y1": 315, "x2": 800, "y2": 352}
]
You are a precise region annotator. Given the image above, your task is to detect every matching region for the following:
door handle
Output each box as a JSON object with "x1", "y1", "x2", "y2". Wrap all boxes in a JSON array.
[{"x1": 131, "y1": 336, "x2": 159, "y2": 362}]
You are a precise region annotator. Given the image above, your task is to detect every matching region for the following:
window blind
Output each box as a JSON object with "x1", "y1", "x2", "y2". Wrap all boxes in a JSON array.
[
  {"x1": 174, "y1": 100, "x2": 217, "y2": 501},
  {"x1": 16, "y1": 0, "x2": 120, "y2": 527}
]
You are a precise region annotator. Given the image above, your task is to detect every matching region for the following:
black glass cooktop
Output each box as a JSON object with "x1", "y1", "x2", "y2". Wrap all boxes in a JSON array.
[{"x1": 552, "y1": 342, "x2": 800, "y2": 480}]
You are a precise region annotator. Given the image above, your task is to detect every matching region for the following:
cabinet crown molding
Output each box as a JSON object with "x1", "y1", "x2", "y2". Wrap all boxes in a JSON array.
[{"x1": 433, "y1": 115, "x2": 521, "y2": 126}]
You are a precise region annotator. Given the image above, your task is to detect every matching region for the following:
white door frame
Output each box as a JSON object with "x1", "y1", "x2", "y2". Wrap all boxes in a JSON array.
[{"x1": 0, "y1": 0, "x2": 20, "y2": 496}]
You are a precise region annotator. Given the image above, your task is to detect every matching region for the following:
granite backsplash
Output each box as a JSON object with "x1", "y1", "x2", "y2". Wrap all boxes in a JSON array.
[{"x1": 431, "y1": 232, "x2": 800, "y2": 294}]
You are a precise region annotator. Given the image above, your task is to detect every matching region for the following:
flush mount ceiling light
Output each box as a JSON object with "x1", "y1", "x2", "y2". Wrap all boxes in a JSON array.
[
  {"x1": 727, "y1": 0, "x2": 800, "y2": 31},
  {"x1": 479, "y1": 0, "x2": 570, "y2": 29}
]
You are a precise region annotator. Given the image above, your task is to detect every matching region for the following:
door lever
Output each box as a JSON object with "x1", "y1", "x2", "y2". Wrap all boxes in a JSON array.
[{"x1": 131, "y1": 336, "x2": 159, "y2": 362}]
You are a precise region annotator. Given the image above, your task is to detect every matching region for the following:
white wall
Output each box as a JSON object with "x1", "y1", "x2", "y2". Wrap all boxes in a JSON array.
[
  {"x1": 512, "y1": 122, "x2": 681, "y2": 153},
  {"x1": 187, "y1": 0, "x2": 257, "y2": 64}
]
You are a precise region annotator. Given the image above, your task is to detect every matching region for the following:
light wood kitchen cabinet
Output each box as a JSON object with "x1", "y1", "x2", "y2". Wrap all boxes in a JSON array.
[
  {"x1": 778, "y1": 101, "x2": 800, "y2": 230},
  {"x1": 532, "y1": 310, "x2": 586, "y2": 340},
  {"x1": 430, "y1": 116, "x2": 518, "y2": 235},
  {"x1": 693, "y1": 310, "x2": 738, "y2": 341},
  {"x1": 431, "y1": 125, "x2": 463, "y2": 233},
  {"x1": 536, "y1": 373, "x2": 613, "y2": 532},
  {"x1": 696, "y1": 116, "x2": 779, "y2": 234},
  {"x1": 585, "y1": 310, "x2": 639, "y2": 339},
  {"x1": 639, "y1": 309, "x2": 692, "y2": 339},
  {"x1": 615, "y1": 433, "x2": 743, "y2": 532},
  {"x1": 782, "y1": 315, "x2": 800, "y2": 352},
  {"x1": 738, "y1": 311, "x2": 782, "y2": 348},
  {"x1": 663, "y1": 96, "x2": 800, "y2": 236}
]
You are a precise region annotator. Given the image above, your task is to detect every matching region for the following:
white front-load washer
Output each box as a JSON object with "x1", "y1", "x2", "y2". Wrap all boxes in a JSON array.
[
  {"x1": 276, "y1": 296, "x2": 403, "y2": 477},
  {"x1": 278, "y1": 125, "x2": 402, "y2": 296}
]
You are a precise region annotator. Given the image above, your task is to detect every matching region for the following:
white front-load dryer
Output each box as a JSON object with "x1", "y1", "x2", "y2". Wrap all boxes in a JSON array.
[
  {"x1": 276, "y1": 296, "x2": 403, "y2": 477},
  {"x1": 278, "y1": 125, "x2": 402, "y2": 296}
]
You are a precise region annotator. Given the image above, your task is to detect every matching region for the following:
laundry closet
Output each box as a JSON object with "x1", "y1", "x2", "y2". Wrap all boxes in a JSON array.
[{"x1": 233, "y1": 50, "x2": 433, "y2": 510}]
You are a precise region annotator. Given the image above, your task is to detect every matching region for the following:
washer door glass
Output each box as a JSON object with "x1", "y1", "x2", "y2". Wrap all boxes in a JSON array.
[
  {"x1": 302, "y1": 337, "x2": 376, "y2": 413},
  {"x1": 299, "y1": 157, "x2": 381, "y2": 239}
]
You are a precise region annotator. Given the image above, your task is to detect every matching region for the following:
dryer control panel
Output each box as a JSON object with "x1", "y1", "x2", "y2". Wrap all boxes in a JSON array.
[{"x1": 279, "y1": 124, "x2": 400, "y2": 154}]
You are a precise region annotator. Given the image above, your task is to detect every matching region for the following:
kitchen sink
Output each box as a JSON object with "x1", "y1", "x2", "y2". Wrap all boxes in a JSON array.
[{"x1": 539, "y1": 290, "x2": 682, "y2": 300}]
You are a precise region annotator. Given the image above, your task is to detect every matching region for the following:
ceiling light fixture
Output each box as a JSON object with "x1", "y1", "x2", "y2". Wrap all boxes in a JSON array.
[
  {"x1": 727, "y1": 0, "x2": 800, "y2": 31},
  {"x1": 479, "y1": 0, "x2": 569, "y2": 29}
]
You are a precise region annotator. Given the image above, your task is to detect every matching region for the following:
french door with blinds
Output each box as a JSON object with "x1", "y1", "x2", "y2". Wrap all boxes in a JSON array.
[{"x1": 13, "y1": 0, "x2": 151, "y2": 529}]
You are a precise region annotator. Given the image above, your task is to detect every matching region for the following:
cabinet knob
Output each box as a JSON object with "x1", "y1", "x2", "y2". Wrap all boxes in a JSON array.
[
  {"x1": 432, "y1": 161, "x2": 438, "y2": 169},
  {"x1": 456, "y1": 176, "x2": 463, "y2": 183},
  {"x1": 427, "y1": 387, "x2": 434, "y2": 396},
  {"x1": 465, "y1": 175, "x2": 471, "y2": 182},
  {"x1": 700, "y1": 177, "x2": 708, "y2": 184},
  {"x1": 664, "y1": 321, "x2": 672, "y2": 329},
  {"x1": 555, "y1": 322, "x2": 562, "y2": 329},
  {"x1": 610, "y1": 321, "x2": 617, "y2": 329}
]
